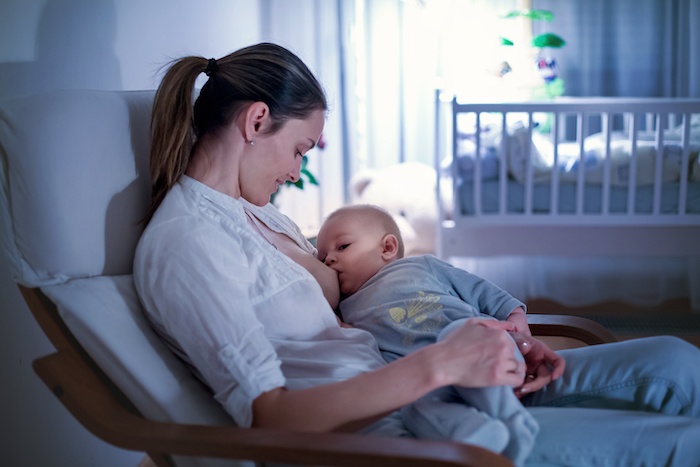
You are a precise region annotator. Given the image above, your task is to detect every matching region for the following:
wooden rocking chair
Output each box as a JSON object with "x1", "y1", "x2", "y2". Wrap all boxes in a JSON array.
[{"x1": 0, "y1": 90, "x2": 615, "y2": 467}]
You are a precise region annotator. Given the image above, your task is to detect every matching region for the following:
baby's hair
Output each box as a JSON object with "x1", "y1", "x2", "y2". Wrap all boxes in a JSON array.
[{"x1": 327, "y1": 204, "x2": 405, "y2": 258}]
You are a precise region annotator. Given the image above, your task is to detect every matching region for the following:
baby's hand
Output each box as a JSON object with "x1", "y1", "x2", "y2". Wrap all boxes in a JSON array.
[{"x1": 510, "y1": 333, "x2": 566, "y2": 398}]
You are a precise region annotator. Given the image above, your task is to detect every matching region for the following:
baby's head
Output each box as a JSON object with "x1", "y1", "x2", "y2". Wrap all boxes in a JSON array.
[{"x1": 317, "y1": 204, "x2": 404, "y2": 296}]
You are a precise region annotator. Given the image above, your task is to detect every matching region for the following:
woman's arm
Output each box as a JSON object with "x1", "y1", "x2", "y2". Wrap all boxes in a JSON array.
[{"x1": 252, "y1": 319, "x2": 526, "y2": 432}]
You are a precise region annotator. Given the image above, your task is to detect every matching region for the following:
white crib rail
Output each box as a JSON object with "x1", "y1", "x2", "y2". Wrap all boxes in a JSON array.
[{"x1": 435, "y1": 95, "x2": 700, "y2": 259}]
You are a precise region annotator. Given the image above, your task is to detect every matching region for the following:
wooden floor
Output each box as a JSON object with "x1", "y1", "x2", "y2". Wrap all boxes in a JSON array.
[{"x1": 528, "y1": 298, "x2": 700, "y2": 348}]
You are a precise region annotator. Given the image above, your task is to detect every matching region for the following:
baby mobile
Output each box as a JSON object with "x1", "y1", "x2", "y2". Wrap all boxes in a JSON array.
[{"x1": 498, "y1": 2, "x2": 566, "y2": 100}]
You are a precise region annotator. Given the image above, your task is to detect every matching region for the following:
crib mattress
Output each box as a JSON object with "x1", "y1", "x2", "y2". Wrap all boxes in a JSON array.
[{"x1": 457, "y1": 179, "x2": 700, "y2": 215}]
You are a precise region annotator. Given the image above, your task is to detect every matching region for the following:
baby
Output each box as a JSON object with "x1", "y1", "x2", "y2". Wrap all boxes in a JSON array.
[{"x1": 316, "y1": 204, "x2": 544, "y2": 465}]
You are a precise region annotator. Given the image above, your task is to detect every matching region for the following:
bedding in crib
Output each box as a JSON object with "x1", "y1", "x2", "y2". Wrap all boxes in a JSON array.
[{"x1": 448, "y1": 113, "x2": 700, "y2": 215}]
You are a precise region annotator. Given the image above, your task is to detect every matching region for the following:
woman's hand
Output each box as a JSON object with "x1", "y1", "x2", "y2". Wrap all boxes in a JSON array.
[
  {"x1": 509, "y1": 332, "x2": 566, "y2": 398},
  {"x1": 436, "y1": 319, "x2": 526, "y2": 388}
]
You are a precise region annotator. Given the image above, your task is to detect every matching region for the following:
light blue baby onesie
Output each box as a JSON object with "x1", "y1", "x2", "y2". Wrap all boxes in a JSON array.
[{"x1": 339, "y1": 255, "x2": 539, "y2": 465}]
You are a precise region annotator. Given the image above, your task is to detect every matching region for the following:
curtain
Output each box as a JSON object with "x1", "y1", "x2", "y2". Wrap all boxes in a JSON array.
[{"x1": 534, "y1": 0, "x2": 700, "y2": 98}]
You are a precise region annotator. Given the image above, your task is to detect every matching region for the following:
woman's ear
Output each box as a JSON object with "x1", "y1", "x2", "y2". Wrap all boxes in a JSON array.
[
  {"x1": 244, "y1": 101, "x2": 270, "y2": 142},
  {"x1": 381, "y1": 234, "x2": 400, "y2": 261}
]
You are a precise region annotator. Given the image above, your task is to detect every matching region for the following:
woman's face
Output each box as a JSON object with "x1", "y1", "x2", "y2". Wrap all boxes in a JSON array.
[{"x1": 241, "y1": 109, "x2": 325, "y2": 206}]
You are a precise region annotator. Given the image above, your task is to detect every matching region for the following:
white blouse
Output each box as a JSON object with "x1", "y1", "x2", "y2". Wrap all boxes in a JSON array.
[{"x1": 133, "y1": 176, "x2": 386, "y2": 427}]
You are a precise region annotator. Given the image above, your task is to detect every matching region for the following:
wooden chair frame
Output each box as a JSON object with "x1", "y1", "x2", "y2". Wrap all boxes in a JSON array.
[{"x1": 22, "y1": 284, "x2": 616, "y2": 467}]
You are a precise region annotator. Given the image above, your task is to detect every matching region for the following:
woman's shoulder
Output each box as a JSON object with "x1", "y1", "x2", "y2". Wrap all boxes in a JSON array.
[{"x1": 137, "y1": 179, "x2": 249, "y2": 255}]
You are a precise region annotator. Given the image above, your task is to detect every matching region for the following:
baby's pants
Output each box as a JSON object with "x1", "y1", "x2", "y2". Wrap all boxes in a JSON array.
[{"x1": 401, "y1": 318, "x2": 539, "y2": 466}]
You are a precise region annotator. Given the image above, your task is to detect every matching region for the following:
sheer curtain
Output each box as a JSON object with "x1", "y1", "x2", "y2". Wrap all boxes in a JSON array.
[
  {"x1": 339, "y1": 0, "x2": 518, "y2": 173},
  {"x1": 534, "y1": 0, "x2": 700, "y2": 98}
]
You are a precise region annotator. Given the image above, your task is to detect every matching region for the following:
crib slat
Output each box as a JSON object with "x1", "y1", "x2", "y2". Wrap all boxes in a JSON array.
[
  {"x1": 653, "y1": 113, "x2": 666, "y2": 215},
  {"x1": 451, "y1": 99, "x2": 460, "y2": 220},
  {"x1": 474, "y1": 111, "x2": 482, "y2": 216},
  {"x1": 524, "y1": 112, "x2": 534, "y2": 215},
  {"x1": 627, "y1": 114, "x2": 640, "y2": 215},
  {"x1": 601, "y1": 112, "x2": 612, "y2": 215},
  {"x1": 550, "y1": 112, "x2": 560, "y2": 214},
  {"x1": 679, "y1": 113, "x2": 692, "y2": 215},
  {"x1": 575, "y1": 113, "x2": 586, "y2": 215},
  {"x1": 499, "y1": 112, "x2": 507, "y2": 215}
]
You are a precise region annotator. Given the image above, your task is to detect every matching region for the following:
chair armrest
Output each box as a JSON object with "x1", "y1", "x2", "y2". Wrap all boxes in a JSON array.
[
  {"x1": 527, "y1": 314, "x2": 617, "y2": 345},
  {"x1": 34, "y1": 349, "x2": 513, "y2": 467}
]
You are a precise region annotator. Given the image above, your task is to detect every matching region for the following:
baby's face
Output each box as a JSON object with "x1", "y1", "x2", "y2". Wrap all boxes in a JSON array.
[{"x1": 316, "y1": 213, "x2": 387, "y2": 296}]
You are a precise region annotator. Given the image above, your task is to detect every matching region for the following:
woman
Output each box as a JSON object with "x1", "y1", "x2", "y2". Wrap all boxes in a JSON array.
[{"x1": 134, "y1": 43, "x2": 700, "y2": 465}]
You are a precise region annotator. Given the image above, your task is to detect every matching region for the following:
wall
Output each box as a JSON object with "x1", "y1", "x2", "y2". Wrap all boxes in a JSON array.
[{"x1": 0, "y1": 1, "x2": 261, "y2": 465}]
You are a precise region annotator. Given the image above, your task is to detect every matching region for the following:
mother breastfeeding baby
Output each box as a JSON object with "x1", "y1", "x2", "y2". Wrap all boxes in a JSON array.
[{"x1": 133, "y1": 42, "x2": 700, "y2": 466}]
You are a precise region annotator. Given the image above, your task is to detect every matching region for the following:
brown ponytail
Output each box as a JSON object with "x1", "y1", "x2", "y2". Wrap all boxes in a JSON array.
[{"x1": 148, "y1": 56, "x2": 207, "y2": 216}]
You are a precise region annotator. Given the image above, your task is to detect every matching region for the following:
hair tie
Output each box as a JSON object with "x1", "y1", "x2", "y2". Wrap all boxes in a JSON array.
[{"x1": 205, "y1": 58, "x2": 218, "y2": 76}]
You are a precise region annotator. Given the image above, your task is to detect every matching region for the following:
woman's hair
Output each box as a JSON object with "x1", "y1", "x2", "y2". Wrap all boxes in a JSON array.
[{"x1": 148, "y1": 42, "x2": 328, "y2": 215}]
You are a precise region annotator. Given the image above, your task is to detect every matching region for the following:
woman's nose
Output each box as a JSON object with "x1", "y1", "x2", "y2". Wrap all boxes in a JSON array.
[{"x1": 288, "y1": 161, "x2": 302, "y2": 182}]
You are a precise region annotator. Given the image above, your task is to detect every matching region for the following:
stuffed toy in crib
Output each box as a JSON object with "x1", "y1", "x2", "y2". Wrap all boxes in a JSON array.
[{"x1": 349, "y1": 162, "x2": 452, "y2": 257}]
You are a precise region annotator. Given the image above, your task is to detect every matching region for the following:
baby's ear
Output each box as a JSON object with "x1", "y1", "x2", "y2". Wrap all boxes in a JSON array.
[{"x1": 381, "y1": 234, "x2": 400, "y2": 261}]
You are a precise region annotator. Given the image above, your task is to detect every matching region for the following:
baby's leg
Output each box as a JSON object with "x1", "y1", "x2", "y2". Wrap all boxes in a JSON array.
[
  {"x1": 438, "y1": 319, "x2": 539, "y2": 466},
  {"x1": 450, "y1": 382, "x2": 538, "y2": 465},
  {"x1": 401, "y1": 387, "x2": 510, "y2": 455}
]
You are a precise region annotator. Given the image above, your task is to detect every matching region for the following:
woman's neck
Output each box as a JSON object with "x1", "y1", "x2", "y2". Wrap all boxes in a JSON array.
[{"x1": 186, "y1": 136, "x2": 244, "y2": 199}]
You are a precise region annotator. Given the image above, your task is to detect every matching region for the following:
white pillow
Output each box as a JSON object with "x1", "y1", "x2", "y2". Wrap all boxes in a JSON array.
[{"x1": 505, "y1": 123, "x2": 550, "y2": 184}]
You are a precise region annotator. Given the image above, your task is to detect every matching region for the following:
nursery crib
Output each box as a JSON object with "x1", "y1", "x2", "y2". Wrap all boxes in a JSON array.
[{"x1": 434, "y1": 93, "x2": 700, "y2": 311}]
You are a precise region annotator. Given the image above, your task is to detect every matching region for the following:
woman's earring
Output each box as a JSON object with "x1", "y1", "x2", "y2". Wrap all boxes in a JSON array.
[{"x1": 250, "y1": 140, "x2": 255, "y2": 146}]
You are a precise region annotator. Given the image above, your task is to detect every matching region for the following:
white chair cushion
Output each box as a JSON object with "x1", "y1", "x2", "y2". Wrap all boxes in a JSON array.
[
  {"x1": 0, "y1": 90, "x2": 153, "y2": 287},
  {"x1": 42, "y1": 275, "x2": 232, "y2": 426}
]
